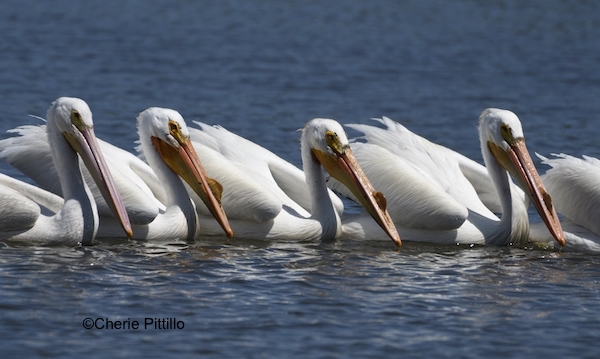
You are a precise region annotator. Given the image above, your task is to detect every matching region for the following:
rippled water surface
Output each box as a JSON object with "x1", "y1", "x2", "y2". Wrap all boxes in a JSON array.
[{"x1": 1, "y1": 1, "x2": 600, "y2": 357}]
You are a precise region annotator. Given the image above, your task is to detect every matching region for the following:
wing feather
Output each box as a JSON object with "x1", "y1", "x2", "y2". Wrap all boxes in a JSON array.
[
  {"x1": 0, "y1": 125, "x2": 161, "y2": 224},
  {"x1": 539, "y1": 153, "x2": 600, "y2": 236}
]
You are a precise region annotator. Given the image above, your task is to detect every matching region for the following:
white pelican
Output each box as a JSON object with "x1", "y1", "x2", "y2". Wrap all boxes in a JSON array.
[
  {"x1": 0, "y1": 107, "x2": 233, "y2": 242},
  {"x1": 331, "y1": 109, "x2": 565, "y2": 246},
  {"x1": 0, "y1": 124, "x2": 166, "y2": 226},
  {"x1": 529, "y1": 153, "x2": 600, "y2": 252},
  {"x1": 185, "y1": 118, "x2": 401, "y2": 245},
  {"x1": 0, "y1": 97, "x2": 132, "y2": 245}
]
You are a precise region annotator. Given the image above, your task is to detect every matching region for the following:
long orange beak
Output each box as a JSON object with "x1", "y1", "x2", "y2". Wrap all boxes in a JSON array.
[
  {"x1": 152, "y1": 136, "x2": 233, "y2": 239},
  {"x1": 65, "y1": 126, "x2": 133, "y2": 242},
  {"x1": 313, "y1": 146, "x2": 402, "y2": 246},
  {"x1": 489, "y1": 138, "x2": 566, "y2": 246}
]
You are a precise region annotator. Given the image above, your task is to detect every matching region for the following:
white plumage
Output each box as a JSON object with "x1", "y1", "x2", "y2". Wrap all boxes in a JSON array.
[
  {"x1": 1, "y1": 107, "x2": 233, "y2": 242},
  {"x1": 331, "y1": 109, "x2": 565, "y2": 246},
  {"x1": 0, "y1": 124, "x2": 165, "y2": 225},
  {"x1": 186, "y1": 118, "x2": 401, "y2": 245},
  {"x1": 529, "y1": 153, "x2": 600, "y2": 252},
  {"x1": 0, "y1": 97, "x2": 132, "y2": 245}
]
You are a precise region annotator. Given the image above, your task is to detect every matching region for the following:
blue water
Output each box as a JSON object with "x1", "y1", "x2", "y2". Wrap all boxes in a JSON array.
[{"x1": 1, "y1": 0, "x2": 600, "y2": 357}]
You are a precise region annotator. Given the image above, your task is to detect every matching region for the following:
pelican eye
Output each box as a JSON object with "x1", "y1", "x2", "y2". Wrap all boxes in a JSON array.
[
  {"x1": 325, "y1": 130, "x2": 345, "y2": 154},
  {"x1": 168, "y1": 119, "x2": 187, "y2": 144},
  {"x1": 168, "y1": 120, "x2": 179, "y2": 133},
  {"x1": 70, "y1": 109, "x2": 85, "y2": 128},
  {"x1": 500, "y1": 123, "x2": 515, "y2": 145}
]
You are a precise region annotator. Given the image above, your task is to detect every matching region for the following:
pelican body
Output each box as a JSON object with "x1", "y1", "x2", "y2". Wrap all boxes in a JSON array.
[
  {"x1": 334, "y1": 109, "x2": 564, "y2": 247},
  {"x1": 0, "y1": 97, "x2": 132, "y2": 245},
  {"x1": 0, "y1": 107, "x2": 232, "y2": 242},
  {"x1": 187, "y1": 118, "x2": 401, "y2": 245},
  {"x1": 529, "y1": 153, "x2": 600, "y2": 252},
  {"x1": 114, "y1": 107, "x2": 233, "y2": 241}
]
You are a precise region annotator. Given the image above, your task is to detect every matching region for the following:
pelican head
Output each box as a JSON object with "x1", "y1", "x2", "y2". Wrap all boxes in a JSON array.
[
  {"x1": 137, "y1": 108, "x2": 233, "y2": 238},
  {"x1": 303, "y1": 118, "x2": 401, "y2": 246},
  {"x1": 48, "y1": 97, "x2": 133, "y2": 240},
  {"x1": 479, "y1": 108, "x2": 565, "y2": 246}
]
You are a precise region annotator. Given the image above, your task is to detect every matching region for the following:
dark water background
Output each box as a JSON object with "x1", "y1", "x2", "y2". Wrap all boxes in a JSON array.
[{"x1": 0, "y1": 1, "x2": 599, "y2": 357}]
